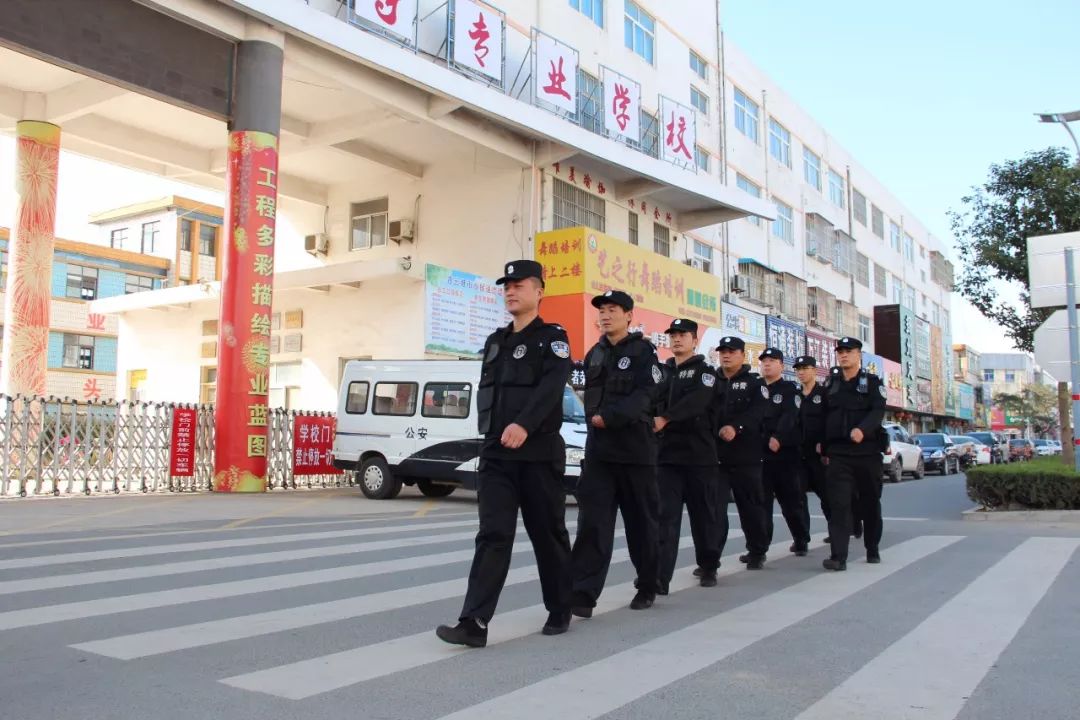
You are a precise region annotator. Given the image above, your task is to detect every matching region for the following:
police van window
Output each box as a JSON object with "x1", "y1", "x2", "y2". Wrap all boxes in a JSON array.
[
  {"x1": 346, "y1": 382, "x2": 369, "y2": 414},
  {"x1": 422, "y1": 383, "x2": 472, "y2": 419},
  {"x1": 372, "y1": 383, "x2": 418, "y2": 416}
]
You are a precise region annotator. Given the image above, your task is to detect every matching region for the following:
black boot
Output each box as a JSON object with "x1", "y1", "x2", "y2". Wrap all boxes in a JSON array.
[
  {"x1": 699, "y1": 571, "x2": 718, "y2": 587},
  {"x1": 745, "y1": 555, "x2": 765, "y2": 570},
  {"x1": 866, "y1": 549, "x2": 881, "y2": 564},
  {"x1": 630, "y1": 591, "x2": 655, "y2": 610},
  {"x1": 436, "y1": 618, "x2": 488, "y2": 647},
  {"x1": 822, "y1": 557, "x2": 847, "y2": 572},
  {"x1": 542, "y1": 611, "x2": 572, "y2": 636}
]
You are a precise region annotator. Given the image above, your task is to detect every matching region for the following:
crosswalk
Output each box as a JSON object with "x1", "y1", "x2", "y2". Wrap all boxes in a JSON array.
[{"x1": 1, "y1": 510, "x2": 1077, "y2": 720}]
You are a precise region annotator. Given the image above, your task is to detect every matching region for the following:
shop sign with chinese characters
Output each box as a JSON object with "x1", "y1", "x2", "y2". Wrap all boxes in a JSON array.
[
  {"x1": 353, "y1": 0, "x2": 418, "y2": 43},
  {"x1": 293, "y1": 416, "x2": 341, "y2": 476},
  {"x1": 659, "y1": 96, "x2": 696, "y2": 167},
  {"x1": 452, "y1": 0, "x2": 503, "y2": 83},
  {"x1": 602, "y1": 66, "x2": 640, "y2": 139},
  {"x1": 533, "y1": 29, "x2": 577, "y2": 114},
  {"x1": 169, "y1": 407, "x2": 197, "y2": 477}
]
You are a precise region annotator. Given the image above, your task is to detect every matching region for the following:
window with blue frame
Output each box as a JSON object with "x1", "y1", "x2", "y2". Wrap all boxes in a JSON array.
[
  {"x1": 62, "y1": 334, "x2": 95, "y2": 370},
  {"x1": 640, "y1": 109, "x2": 659, "y2": 157},
  {"x1": 694, "y1": 146, "x2": 710, "y2": 172},
  {"x1": 624, "y1": 1, "x2": 655, "y2": 63},
  {"x1": 690, "y1": 87, "x2": 708, "y2": 116},
  {"x1": 734, "y1": 89, "x2": 759, "y2": 143},
  {"x1": 65, "y1": 265, "x2": 98, "y2": 300},
  {"x1": 690, "y1": 50, "x2": 708, "y2": 81},
  {"x1": 577, "y1": 69, "x2": 603, "y2": 135},
  {"x1": 569, "y1": 0, "x2": 603, "y2": 27},
  {"x1": 125, "y1": 274, "x2": 156, "y2": 294}
]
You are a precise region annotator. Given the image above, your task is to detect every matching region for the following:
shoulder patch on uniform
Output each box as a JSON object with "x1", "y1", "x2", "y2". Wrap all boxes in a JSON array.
[
  {"x1": 513, "y1": 344, "x2": 527, "y2": 359},
  {"x1": 702, "y1": 373, "x2": 715, "y2": 388},
  {"x1": 760, "y1": 386, "x2": 769, "y2": 399},
  {"x1": 879, "y1": 385, "x2": 887, "y2": 398},
  {"x1": 651, "y1": 365, "x2": 663, "y2": 384},
  {"x1": 618, "y1": 356, "x2": 632, "y2": 370},
  {"x1": 813, "y1": 395, "x2": 822, "y2": 404},
  {"x1": 551, "y1": 340, "x2": 570, "y2": 359},
  {"x1": 794, "y1": 395, "x2": 802, "y2": 409}
]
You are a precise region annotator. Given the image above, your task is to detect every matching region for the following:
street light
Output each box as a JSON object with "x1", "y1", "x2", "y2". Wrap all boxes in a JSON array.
[{"x1": 1036, "y1": 111, "x2": 1080, "y2": 163}]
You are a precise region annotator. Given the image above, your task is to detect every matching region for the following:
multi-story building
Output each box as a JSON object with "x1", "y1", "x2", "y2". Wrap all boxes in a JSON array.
[
  {"x1": 954, "y1": 344, "x2": 986, "y2": 428},
  {"x1": 0, "y1": 228, "x2": 169, "y2": 401}
]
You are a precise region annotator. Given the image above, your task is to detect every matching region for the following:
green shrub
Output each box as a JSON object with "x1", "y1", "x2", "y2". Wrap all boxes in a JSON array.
[{"x1": 966, "y1": 456, "x2": 1080, "y2": 510}]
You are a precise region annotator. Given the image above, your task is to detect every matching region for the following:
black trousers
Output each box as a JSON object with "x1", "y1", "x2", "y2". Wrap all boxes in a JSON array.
[
  {"x1": 460, "y1": 458, "x2": 572, "y2": 623},
  {"x1": 657, "y1": 464, "x2": 724, "y2": 588},
  {"x1": 762, "y1": 449, "x2": 811, "y2": 548},
  {"x1": 721, "y1": 463, "x2": 769, "y2": 558},
  {"x1": 825, "y1": 454, "x2": 884, "y2": 562},
  {"x1": 571, "y1": 459, "x2": 660, "y2": 605},
  {"x1": 801, "y1": 452, "x2": 830, "y2": 528}
]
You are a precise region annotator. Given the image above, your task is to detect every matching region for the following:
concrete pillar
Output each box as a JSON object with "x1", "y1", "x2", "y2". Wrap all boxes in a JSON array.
[
  {"x1": 1, "y1": 121, "x2": 60, "y2": 398},
  {"x1": 212, "y1": 39, "x2": 283, "y2": 493}
]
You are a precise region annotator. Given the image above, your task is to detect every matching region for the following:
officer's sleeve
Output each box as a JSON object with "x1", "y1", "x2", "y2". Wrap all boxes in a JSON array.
[
  {"x1": 773, "y1": 385, "x2": 801, "y2": 447},
  {"x1": 601, "y1": 351, "x2": 660, "y2": 429},
  {"x1": 662, "y1": 369, "x2": 715, "y2": 422},
  {"x1": 512, "y1": 329, "x2": 572, "y2": 434},
  {"x1": 856, "y1": 376, "x2": 887, "y2": 435},
  {"x1": 733, "y1": 377, "x2": 769, "y2": 435}
]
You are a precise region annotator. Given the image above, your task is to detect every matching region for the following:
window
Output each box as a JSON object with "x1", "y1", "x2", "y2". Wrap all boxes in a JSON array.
[
  {"x1": 62, "y1": 334, "x2": 95, "y2": 370},
  {"x1": 768, "y1": 118, "x2": 791, "y2": 167},
  {"x1": 653, "y1": 224, "x2": 670, "y2": 257},
  {"x1": 736, "y1": 175, "x2": 761, "y2": 226},
  {"x1": 734, "y1": 89, "x2": 759, "y2": 143},
  {"x1": 904, "y1": 284, "x2": 916, "y2": 310},
  {"x1": 889, "y1": 221, "x2": 902, "y2": 253},
  {"x1": 859, "y1": 314, "x2": 871, "y2": 344},
  {"x1": 372, "y1": 382, "x2": 418, "y2": 416},
  {"x1": 65, "y1": 265, "x2": 98, "y2": 300},
  {"x1": 345, "y1": 382, "x2": 369, "y2": 414},
  {"x1": 903, "y1": 233, "x2": 915, "y2": 263},
  {"x1": 803, "y1": 148, "x2": 822, "y2": 191},
  {"x1": 553, "y1": 179, "x2": 606, "y2": 231},
  {"x1": 921, "y1": 293, "x2": 928, "y2": 308},
  {"x1": 694, "y1": 146, "x2": 710, "y2": 172},
  {"x1": 874, "y1": 263, "x2": 886, "y2": 296},
  {"x1": 772, "y1": 201, "x2": 794, "y2": 244},
  {"x1": 983, "y1": 369, "x2": 995, "y2": 382},
  {"x1": 932, "y1": 302, "x2": 941, "y2": 326},
  {"x1": 423, "y1": 382, "x2": 472, "y2": 419},
  {"x1": 640, "y1": 110, "x2": 659, "y2": 158},
  {"x1": 268, "y1": 362, "x2": 302, "y2": 409},
  {"x1": 577, "y1": 69, "x2": 603, "y2": 135},
  {"x1": 871, "y1": 204, "x2": 885, "y2": 239},
  {"x1": 350, "y1": 198, "x2": 389, "y2": 251},
  {"x1": 1004, "y1": 371, "x2": 1016, "y2": 383},
  {"x1": 689, "y1": 50, "x2": 708, "y2": 81},
  {"x1": 852, "y1": 189, "x2": 867, "y2": 226},
  {"x1": 0, "y1": 250, "x2": 7, "y2": 288},
  {"x1": 689, "y1": 86, "x2": 708, "y2": 116},
  {"x1": 919, "y1": 245, "x2": 926, "y2": 258},
  {"x1": 140, "y1": 221, "x2": 159, "y2": 254},
  {"x1": 199, "y1": 224, "x2": 218, "y2": 257},
  {"x1": 921, "y1": 269, "x2": 927, "y2": 283},
  {"x1": 692, "y1": 240, "x2": 713, "y2": 273},
  {"x1": 628, "y1": 211, "x2": 638, "y2": 245},
  {"x1": 855, "y1": 252, "x2": 870, "y2": 287},
  {"x1": 828, "y1": 169, "x2": 846, "y2": 208},
  {"x1": 180, "y1": 219, "x2": 193, "y2": 252},
  {"x1": 200, "y1": 366, "x2": 217, "y2": 404},
  {"x1": 110, "y1": 228, "x2": 128, "y2": 250},
  {"x1": 569, "y1": 0, "x2": 603, "y2": 27},
  {"x1": 125, "y1": 274, "x2": 155, "y2": 294},
  {"x1": 891, "y1": 274, "x2": 903, "y2": 304},
  {"x1": 624, "y1": 1, "x2": 655, "y2": 64}
]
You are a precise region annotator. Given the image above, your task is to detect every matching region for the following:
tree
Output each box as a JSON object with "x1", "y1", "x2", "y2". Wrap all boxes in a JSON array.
[
  {"x1": 994, "y1": 385, "x2": 1059, "y2": 437},
  {"x1": 950, "y1": 147, "x2": 1080, "y2": 352}
]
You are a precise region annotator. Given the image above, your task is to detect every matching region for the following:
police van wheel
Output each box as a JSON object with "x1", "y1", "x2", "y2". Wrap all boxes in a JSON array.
[
  {"x1": 417, "y1": 480, "x2": 456, "y2": 498},
  {"x1": 359, "y1": 457, "x2": 401, "y2": 500}
]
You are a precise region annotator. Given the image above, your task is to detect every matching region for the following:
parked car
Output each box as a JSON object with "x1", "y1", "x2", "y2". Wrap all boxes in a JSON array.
[
  {"x1": 1008, "y1": 438, "x2": 1034, "y2": 461},
  {"x1": 881, "y1": 423, "x2": 925, "y2": 482},
  {"x1": 1033, "y1": 439, "x2": 1057, "y2": 457},
  {"x1": 914, "y1": 433, "x2": 962, "y2": 475},
  {"x1": 952, "y1": 435, "x2": 992, "y2": 465},
  {"x1": 1050, "y1": 439, "x2": 1064, "y2": 454},
  {"x1": 968, "y1": 431, "x2": 1008, "y2": 463},
  {"x1": 949, "y1": 435, "x2": 980, "y2": 468}
]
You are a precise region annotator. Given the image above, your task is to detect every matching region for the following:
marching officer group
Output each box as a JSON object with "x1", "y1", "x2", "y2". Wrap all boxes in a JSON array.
[{"x1": 437, "y1": 269, "x2": 887, "y2": 648}]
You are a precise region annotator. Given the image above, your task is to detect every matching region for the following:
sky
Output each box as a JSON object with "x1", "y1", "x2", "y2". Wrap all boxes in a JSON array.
[
  {"x1": 1, "y1": 0, "x2": 1076, "y2": 353},
  {"x1": 721, "y1": 0, "x2": 1079, "y2": 353}
]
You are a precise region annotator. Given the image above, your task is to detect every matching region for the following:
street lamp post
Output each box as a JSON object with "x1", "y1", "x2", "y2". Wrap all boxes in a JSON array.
[{"x1": 1036, "y1": 111, "x2": 1080, "y2": 164}]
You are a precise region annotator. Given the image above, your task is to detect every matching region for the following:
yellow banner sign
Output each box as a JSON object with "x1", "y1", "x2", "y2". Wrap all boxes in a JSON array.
[{"x1": 535, "y1": 227, "x2": 721, "y2": 326}]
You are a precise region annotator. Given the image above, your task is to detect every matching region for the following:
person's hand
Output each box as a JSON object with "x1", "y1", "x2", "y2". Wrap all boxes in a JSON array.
[
  {"x1": 850, "y1": 428, "x2": 864, "y2": 444},
  {"x1": 500, "y1": 423, "x2": 528, "y2": 449},
  {"x1": 768, "y1": 437, "x2": 780, "y2": 453},
  {"x1": 654, "y1": 417, "x2": 669, "y2": 433},
  {"x1": 815, "y1": 443, "x2": 822, "y2": 455},
  {"x1": 591, "y1": 415, "x2": 606, "y2": 429},
  {"x1": 719, "y1": 425, "x2": 736, "y2": 442},
  {"x1": 822, "y1": 456, "x2": 830, "y2": 466}
]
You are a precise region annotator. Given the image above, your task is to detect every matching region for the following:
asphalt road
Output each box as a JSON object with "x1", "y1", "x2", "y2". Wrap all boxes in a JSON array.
[{"x1": 1, "y1": 471, "x2": 1078, "y2": 720}]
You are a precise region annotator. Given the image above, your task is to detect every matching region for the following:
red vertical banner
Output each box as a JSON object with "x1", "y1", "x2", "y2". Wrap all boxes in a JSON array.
[
  {"x1": 292, "y1": 416, "x2": 342, "y2": 476},
  {"x1": 213, "y1": 131, "x2": 279, "y2": 492},
  {"x1": 170, "y1": 407, "x2": 197, "y2": 477}
]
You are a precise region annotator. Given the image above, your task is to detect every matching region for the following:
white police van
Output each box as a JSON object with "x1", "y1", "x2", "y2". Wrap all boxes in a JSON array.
[{"x1": 332, "y1": 360, "x2": 587, "y2": 499}]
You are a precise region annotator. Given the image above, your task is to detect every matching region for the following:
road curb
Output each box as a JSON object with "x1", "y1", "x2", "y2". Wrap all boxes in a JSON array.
[{"x1": 962, "y1": 507, "x2": 1080, "y2": 524}]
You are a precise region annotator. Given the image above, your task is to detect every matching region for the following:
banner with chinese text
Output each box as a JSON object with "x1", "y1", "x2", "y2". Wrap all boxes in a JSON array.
[
  {"x1": 899, "y1": 306, "x2": 918, "y2": 410},
  {"x1": 883, "y1": 358, "x2": 904, "y2": 408},
  {"x1": 452, "y1": 0, "x2": 503, "y2": 83},
  {"x1": 915, "y1": 316, "x2": 932, "y2": 380},
  {"x1": 293, "y1": 416, "x2": 342, "y2": 476},
  {"x1": 957, "y1": 382, "x2": 975, "y2": 421},
  {"x1": 533, "y1": 29, "x2": 577, "y2": 114},
  {"x1": 354, "y1": 0, "x2": 418, "y2": 44},
  {"x1": 424, "y1": 264, "x2": 510, "y2": 358},
  {"x1": 930, "y1": 324, "x2": 945, "y2": 415},
  {"x1": 715, "y1": 302, "x2": 766, "y2": 373},
  {"x1": 169, "y1": 407, "x2": 197, "y2": 477},
  {"x1": 862, "y1": 351, "x2": 885, "y2": 380},
  {"x1": 804, "y1": 330, "x2": 837, "y2": 381},
  {"x1": 602, "y1": 66, "x2": 640, "y2": 139},
  {"x1": 213, "y1": 131, "x2": 279, "y2": 493},
  {"x1": 766, "y1": 315, "x2": 805, "y2": 380},
  {"x1": 659, "y1": 95, "x2": 696, "y2": 168}
]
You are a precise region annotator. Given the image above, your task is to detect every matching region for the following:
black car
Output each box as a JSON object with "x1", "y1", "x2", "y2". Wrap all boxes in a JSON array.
[{"x1": 913, "y1": 433, "x2": 962, "y2": 475}]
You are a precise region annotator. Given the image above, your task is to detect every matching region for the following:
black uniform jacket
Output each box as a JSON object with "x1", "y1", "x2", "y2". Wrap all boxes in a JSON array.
[
  {"x1": 711, "y1": 364, "x2": 769, "y2": 466},
  {"x1": 821, "y1": 367, "x2": 887, "y2": 458},
  {"x1": 477, "y1": 317, "x2": 572, "y2": 462},
  {"x1": 798, "y1": 381, "x2": 828, "y2": 458},
  {"x1": 762, "y1": 378, "x2": 801, "y2": 455},
  {"x1": 583, "y1": 332, "x2": 663, "y2": 465},
  {"x1": 657, "y1": 354, "x2": 718, "y2": 466}
]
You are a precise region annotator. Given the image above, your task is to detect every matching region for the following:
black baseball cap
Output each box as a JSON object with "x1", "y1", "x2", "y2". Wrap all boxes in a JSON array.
[
  {"x1": 793, "y1": 355, "x2": 817, "y2": 368},
  {"x1": 836, "y1": 336, "x2": 863, "y2": 350},
  {"x1": 665, "y1": 318, "x2": 698, "y2": 334},
  {"x1": 591, "y1": 289, "x2": 634, "y2": 311},
  {"x1": 759, "y1": 347, "x2": 784, "y2": 361},
  {"x1": 496, "y1": 260, "x2": 545, "y2": 286},
  {"x1": 716, "y1": 336, "x2": 745, "y2": 351}
]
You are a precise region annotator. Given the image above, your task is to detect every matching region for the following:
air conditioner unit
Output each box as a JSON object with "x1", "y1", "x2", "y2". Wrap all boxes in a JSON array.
[
  {"x1": 388, "y1": 219, "x2": 414, "y2": 243},
  {"x1": 730, "y1": 275, "x2": 744, "y2": 294},
  {"x1": 688, "y1": 258, "x2": 704, "y2": 271},
  {"x1": 305, "y1": 233, "x2": 329, "y2": 255}
]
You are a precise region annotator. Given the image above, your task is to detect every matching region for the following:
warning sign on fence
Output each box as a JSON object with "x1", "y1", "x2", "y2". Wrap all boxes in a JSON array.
[
  {"x1": 170, "y1": 407, "x2": 197, "y2": 477},
  {"x1": 293, "y1": 416, "x2": 341, "y2": 476}
]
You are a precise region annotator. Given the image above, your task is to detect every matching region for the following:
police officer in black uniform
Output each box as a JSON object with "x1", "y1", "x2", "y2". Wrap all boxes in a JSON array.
[
  {"x1": 711, "y1": 336, "x2": 770, "y2": 569},
  {"x1": 654, "y1": 319, "x2": 722, "y2": 590},
  {"x1": 821, "y1": 336, "x2": 887, "y2": 571},
  {"x1": 758, "y1": 348, "x2": 811, "y2": 557},
  {"x1": 794, "y1": 355, "x2": 830, "y2": 537},
  {"x1": 437, "y1": 260, "x2": 573, "y2": 647},
  {"x1": 571, "y1": 289, "x2": 664, "y2": 614}
]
